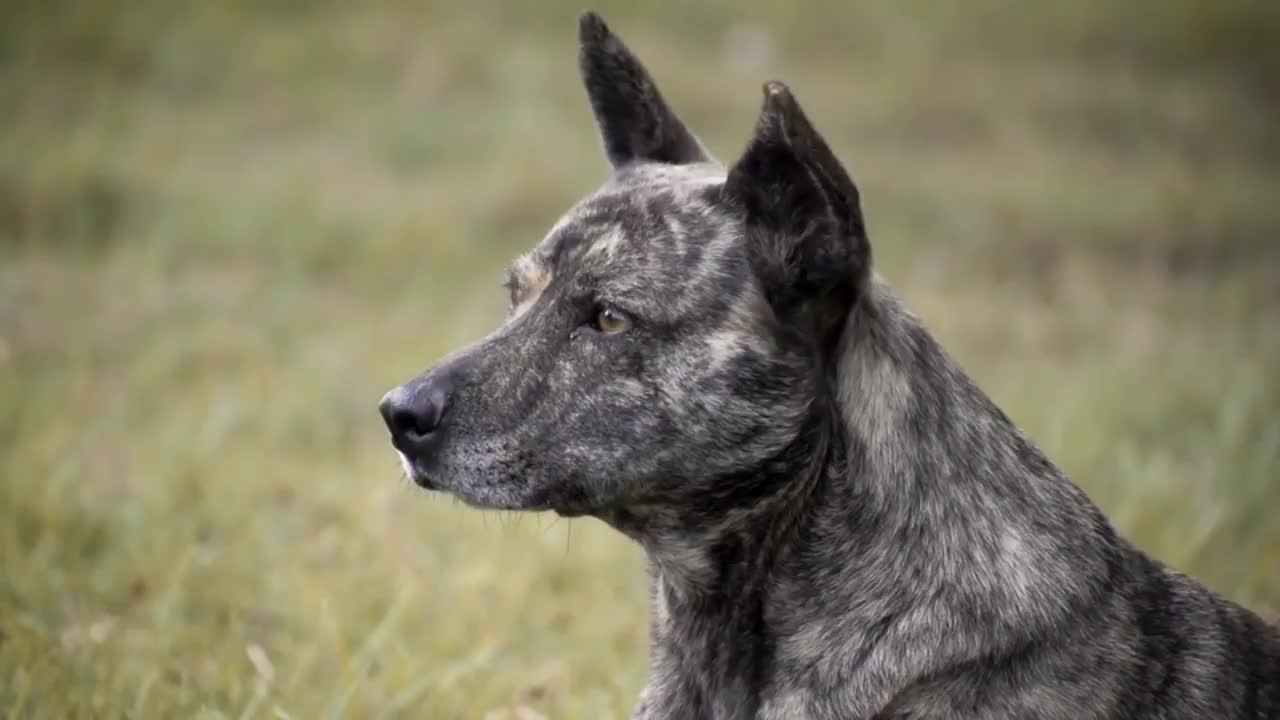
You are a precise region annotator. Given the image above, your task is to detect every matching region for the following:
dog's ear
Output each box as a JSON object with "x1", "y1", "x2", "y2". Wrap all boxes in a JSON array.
[
  {"x1": 725, "y1": 82, "x2": 870, "y2": 318},
  {"x1": 578, "y1": 11, "x2": 709, "y2": 168}
]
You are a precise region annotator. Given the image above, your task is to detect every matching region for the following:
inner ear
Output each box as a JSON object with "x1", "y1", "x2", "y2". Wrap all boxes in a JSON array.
[
  {"x1": 577, "y1": 12, "x2": 710, "y2": 168},
  {"x1": 725, "y1": 82, "x2": 870, "y2": 315}
]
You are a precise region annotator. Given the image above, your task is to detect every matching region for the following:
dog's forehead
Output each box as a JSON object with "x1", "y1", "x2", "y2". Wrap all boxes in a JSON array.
[{"x1": 525, "y1": 162, "x2": 730, "y2": 274}]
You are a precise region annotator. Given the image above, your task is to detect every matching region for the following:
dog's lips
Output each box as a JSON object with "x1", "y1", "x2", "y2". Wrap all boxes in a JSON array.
[
  {"x1": 405, "y1": 465, "x2": 437, "y2": 489},
  {"x1": 394, "y1": 449, "x2": 590, "y2": 514},
  {"x1": 396, "y1": 451, "x2": 440, "y2": 490}
]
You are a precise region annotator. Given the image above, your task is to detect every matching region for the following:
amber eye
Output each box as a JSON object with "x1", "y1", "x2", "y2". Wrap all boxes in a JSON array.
[{"x1": 594, "y1": 306, "x2": 633, "y2": 334}]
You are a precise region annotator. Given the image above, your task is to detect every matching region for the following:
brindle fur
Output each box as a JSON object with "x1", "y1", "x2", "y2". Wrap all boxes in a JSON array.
[{"x1": 380, "y1": 12, "x2": 1280, "y2": 719}]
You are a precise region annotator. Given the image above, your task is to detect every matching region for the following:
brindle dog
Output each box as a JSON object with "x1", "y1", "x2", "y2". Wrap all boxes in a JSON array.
[{"x1": 379, "y1": 12, "x2": 1280, "y2": 719}]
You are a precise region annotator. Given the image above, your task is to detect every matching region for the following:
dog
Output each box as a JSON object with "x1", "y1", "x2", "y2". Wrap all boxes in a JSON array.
[{"x1": 378, "y1": 11, "x2": 1280, "y2": 719}]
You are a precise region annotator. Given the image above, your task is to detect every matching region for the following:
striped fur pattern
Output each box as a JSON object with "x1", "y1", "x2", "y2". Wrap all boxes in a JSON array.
[{"x1": 381, "y1": 12, "x2": 1280, "y2": 719}]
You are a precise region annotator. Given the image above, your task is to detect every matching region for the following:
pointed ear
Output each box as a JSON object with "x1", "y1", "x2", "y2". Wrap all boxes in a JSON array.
[
  {"x1": 725, "y1": 82, "x2": 870, "y2": 314},
  {"x1": 578, "y1": 11, "x2": 709, "y2": 168}
]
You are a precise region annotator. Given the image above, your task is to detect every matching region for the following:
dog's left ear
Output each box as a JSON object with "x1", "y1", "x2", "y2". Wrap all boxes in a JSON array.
[
  {"x1": 725, "y1": 82, "x2": 870, "y2": 318},
  {"x1": 578, "y1": 11, "x2": 710, "y2": 168}
]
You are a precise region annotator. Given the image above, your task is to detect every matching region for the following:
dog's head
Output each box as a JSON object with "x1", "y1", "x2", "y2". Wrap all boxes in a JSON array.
[{"x1": 379, "y1": 12, "x2": 870, "y2": 517}]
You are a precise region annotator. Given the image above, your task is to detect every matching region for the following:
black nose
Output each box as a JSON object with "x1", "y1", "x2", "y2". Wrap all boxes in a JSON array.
[{"x1": 379, "y1": 375, "x2": 452, "y2": 453}]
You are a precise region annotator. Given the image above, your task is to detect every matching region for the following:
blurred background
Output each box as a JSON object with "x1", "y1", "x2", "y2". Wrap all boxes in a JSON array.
[{"x1": 1, "y1": 1, "x2": 1278, "y2": 717}]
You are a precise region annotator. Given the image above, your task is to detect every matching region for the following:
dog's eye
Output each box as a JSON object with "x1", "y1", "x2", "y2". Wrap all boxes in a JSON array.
[{"x1": 593, "y1": 305, "x2": 633, "y2": 334}]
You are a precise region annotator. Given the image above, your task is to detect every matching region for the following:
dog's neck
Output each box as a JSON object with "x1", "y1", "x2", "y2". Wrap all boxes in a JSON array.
[
  {"x1": 602, "y1": 402, "x2": 838, "y2": 596},
  {"x1": 595, "y1": 277, "x2": 1128, "y2": 715},
  {"x1": 605, "y1": 278, "x2": 1121, "y2": 698},
  {"x1": 598, "y1": 382, "x2": 843, "y2": 717}
]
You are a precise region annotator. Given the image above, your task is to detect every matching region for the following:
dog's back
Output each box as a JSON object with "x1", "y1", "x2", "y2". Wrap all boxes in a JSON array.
[{"x1": 882, "y1": 549, "x2": 1280, "y2": 718}]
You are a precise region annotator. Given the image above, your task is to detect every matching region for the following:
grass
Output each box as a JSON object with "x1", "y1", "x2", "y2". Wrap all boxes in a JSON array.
[{"x1": 1, "y1": 1, "x2": 1278, "y2": 717}]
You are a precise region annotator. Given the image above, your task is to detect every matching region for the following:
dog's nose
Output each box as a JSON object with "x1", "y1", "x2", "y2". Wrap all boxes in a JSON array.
[{"x1": 379, "y1": 376, "x2": 452, "y2": 453}]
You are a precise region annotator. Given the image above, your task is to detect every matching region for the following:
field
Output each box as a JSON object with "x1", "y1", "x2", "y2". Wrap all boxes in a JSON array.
[{"x1": 2, "y1": 1, "x2": 1278, "y2": 717}]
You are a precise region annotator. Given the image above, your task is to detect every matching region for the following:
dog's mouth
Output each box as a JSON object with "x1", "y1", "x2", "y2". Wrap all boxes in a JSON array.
[
  {"x1": 409, "y1": 471, "x2": 439, "y2": 491},
  {"x1": 396, "y1": 450, "x2": 598, "y2": 517},
  {"x1": 396, "y1": 452, "x2": 439, "y2": 490}
]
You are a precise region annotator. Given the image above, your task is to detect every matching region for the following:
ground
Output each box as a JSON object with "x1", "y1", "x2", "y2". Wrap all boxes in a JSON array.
[{"x1": 1, "y1": 1, "x2": 1278, "y2": 718}]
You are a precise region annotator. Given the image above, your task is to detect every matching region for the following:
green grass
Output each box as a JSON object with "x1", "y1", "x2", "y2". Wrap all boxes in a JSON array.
[{"x1": 1, "y1": 1, "x2": 1278, "y2": 717}]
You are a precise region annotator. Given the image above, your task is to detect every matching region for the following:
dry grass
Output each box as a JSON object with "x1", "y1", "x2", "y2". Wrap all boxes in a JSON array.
[{"x1": 1, "y1": 1, "x2": 1278, "y2": 717}]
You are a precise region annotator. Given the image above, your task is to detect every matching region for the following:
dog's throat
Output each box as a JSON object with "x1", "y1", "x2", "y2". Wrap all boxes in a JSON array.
[{"x1": 604, "y1": 406, "x2": 842, "y2": 596}]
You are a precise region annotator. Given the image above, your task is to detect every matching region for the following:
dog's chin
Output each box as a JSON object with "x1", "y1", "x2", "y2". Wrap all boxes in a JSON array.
[
  {"x1": 450, "y1": 486, "x2": 593, "y2": 516},
  {"x1": 396, "y1": 452, "x2": 600, "y2": 515},
  {"x1": 432, "y1": 474, "x2": 597, "y2": 517}
]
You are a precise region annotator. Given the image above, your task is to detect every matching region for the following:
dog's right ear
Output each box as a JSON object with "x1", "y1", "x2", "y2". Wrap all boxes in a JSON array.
[
  {"x1": 577, "y1": 11, "x2": 709, "y2": 168},
  {"x1": 725, "y1": 82, "x2": 870, "y2": 322}
]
